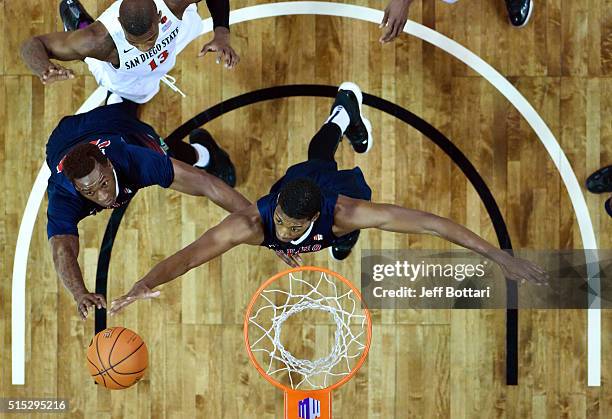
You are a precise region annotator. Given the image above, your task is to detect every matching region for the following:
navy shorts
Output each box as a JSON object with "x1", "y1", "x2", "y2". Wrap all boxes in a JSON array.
[{"x1": 270, "y1": 159, "x2": 372, "y2": 201}]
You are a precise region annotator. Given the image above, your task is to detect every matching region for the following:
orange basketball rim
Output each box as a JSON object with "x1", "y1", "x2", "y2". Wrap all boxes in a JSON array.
[{"x1": 244, "y1": 266, "x2": 373, "y2": 419}]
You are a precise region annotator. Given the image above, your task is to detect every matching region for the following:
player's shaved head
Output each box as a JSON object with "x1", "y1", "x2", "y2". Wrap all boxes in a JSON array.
[{"x1": 119, "y1": 0, "x2": 158, "y2": 37}]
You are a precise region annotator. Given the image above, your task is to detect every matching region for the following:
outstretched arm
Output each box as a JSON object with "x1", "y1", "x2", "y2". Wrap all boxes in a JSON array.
[
  {"x1": 109, "y1": 207, "x2": 263, "y2": 314},
  {"x1": 334, "y1": 197, "x2": 548, "y2": 284},
  {"x1": 169, "y1": 158, "x2": 251, "y2": 213},
  {"x1": 182, "y1": 0, "x2": 239, "y2": 68},
  {"x1": 50, "y1": 235, "x2": 107, "y2": 319},
  {"x1": 20, "y1": 22, "x2": 114, "y2": 84}
]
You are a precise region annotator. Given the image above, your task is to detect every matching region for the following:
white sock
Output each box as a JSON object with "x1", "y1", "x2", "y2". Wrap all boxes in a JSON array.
[
  {"x1": 192, "y1": 143, "x2": 210, "y2": 168},
  {"x1": 326, "y1": 105, "x2": 351, "y2": 134}
]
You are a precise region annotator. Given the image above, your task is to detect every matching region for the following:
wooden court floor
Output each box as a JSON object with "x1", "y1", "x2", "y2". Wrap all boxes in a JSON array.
[{"x1": 1, "y1": 0, "x2": 610, "y2": 417}]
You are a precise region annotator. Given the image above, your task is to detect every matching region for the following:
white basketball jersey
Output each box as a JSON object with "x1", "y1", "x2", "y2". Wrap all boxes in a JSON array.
[{"x1": 85, "y1": 0, "x2": 203, "y2": 103}]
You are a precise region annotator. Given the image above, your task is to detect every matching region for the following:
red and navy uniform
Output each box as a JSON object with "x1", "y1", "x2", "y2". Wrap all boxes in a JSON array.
[
  {"x1": 46, "y1": 103, "x2": 174, "y2": 238},
  {"x1": 256, "y1": 159, "x2": 372, "y2": 256}
]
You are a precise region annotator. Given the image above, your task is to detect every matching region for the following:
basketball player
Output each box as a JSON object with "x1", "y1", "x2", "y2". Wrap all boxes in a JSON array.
[
  {"x1": 20, "y1": 0, "x2": 239, "y2": 104},
  {"x1": 47, "y1": 101, "x2": 250, "y2": 319},
  {"x1": 109, "y1": 82, "x2": 548, "y2": 315},
  {"x1": 379, "y1": 0, "x2": 534, "y2": 43}
]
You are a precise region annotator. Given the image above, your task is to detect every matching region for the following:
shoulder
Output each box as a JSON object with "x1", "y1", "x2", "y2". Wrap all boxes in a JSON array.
[
  {"x1": 75, "y1": 21, "x2": 116, "y2": 60},
  {"x1": 220, "y1": 205, "x2": 264, "y2": 246},
  {"x1": 332, "y1": 195, "x2": 372, "y2": 235},
  {"x1": 334, "y1": 195, "x2": 368, "y2": 217}
]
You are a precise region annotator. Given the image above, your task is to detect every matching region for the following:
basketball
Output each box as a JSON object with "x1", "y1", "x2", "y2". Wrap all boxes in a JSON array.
[{"x1": 86, "y1": 327, "x2": 148, "y2": 390}]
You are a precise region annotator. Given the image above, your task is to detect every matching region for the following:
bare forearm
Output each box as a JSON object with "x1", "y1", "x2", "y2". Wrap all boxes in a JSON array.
[
  {"x1": 204, "y1": 176, "x2": 251, "y2": 213},
  {"x1": 139, "y1": 214, "x2": 251, "y2": 289},
  {"x1": 170, "y1": 159, "x2": 250, "y2": 212},
  {"x1": 427, "y1": 217, "x2": 507, "y2": 262},
  {"x1": 20, "y1": 37, "x2": 53, "y2": 76},
  {"x1": 139, "y1": 250, "x2": 194, "y2": 289},
  {"x1": 50, "y1": 236, "x2": 88, "y2": 299},
  {"x1": 380, "y1": 206, "x2": 508, "y2": 263},
  {"x1": 139, "y1": 235, "x2": 228, "y2": 289}
]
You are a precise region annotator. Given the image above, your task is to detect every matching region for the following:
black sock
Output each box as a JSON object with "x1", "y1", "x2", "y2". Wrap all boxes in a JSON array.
[
  {"x1": 169, "y1": 141, "x2": 197, "y2": 165},
  {"x1": 307, "y1": 123, "x2": 342, "y2": 162}
]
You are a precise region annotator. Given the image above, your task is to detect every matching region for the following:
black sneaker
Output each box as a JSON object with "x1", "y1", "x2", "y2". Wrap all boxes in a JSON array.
[
  {"x1": 586, "y1": 166, "x2": 612, "y2": 194},
  {"x1": 330, "y1": 82, "x2": 373, "y2": 154},
  {"x1": 605, "y1": 197, "x2": 612, "y2": 217},
  {"x1": 59, "y1": 0, "x2": 94, "y2": 32},
  {"x1": 189, "y1": 129, "x2": 237, "y2": 187},
  {"x1": 329, "y1": 230, "x2": 361, "y2": 261},
  {"x1": 505, "y1": 0, "x2": 533, "y2": 28}
]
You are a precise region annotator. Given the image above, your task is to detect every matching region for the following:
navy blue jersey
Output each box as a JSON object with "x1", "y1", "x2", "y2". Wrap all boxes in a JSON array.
[
  {"x1": 257, "y1": 159, "x2": 372, "y2": 256},
  {"x1": 46, "y1": 104, "x2": 174, "y2": 238}
]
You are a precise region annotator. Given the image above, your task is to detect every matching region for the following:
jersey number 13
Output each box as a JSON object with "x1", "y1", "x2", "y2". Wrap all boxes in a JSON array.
[{"x1": 148, "y1": 50, "x2": 169, "y2": 71}]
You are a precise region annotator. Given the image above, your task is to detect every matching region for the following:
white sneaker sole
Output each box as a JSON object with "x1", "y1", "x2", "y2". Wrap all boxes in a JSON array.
[{"x1": 338, "y1": 81, "x2": 374, "y2": 154}]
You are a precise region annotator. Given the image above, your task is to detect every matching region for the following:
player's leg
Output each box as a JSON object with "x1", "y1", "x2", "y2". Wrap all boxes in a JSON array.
[
  {"x1": 331, "y1": 82, "x2": 373, "y2": 154},
  {"x1": 307, "y1": 122, "x2": 343, "y2": 162},
  {"x1": 308, "y1": 82, "x2": 373, "y2": 162},
  {"x1": 134, "y1": 126, "x2": 236, "y2": 187},
  {"x1": 59, "y1": 0, "x2": 94, "y2": 32},
  {"x1": 186, "y1": 129, "x2": 236, "y2": 187},
  {"x1": 323, "y1": 82, "x2": 373, "y2": 261},
  {"x1": 157, "y1": 131, "x2": 236, "y2": 187},
  {"x1": 89, "y1": 101, "x2": 237, "y2": 187}
]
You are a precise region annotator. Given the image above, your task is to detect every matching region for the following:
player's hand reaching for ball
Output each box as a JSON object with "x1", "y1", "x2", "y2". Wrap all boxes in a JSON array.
[
  {"x1": 39, "y1": 62, "x2": 75, "y2": 85},
  {"x1": 75, "y1": 292, "x2": 107, "y2": 320},
  {"x1": 496, "y1": 253, "x2": 549, "y2": 286},
  {"x1": 109, "y1": 282, "x2": 160, "y2": 316},
  {"x1": 198, "y1": 27, "x2": 240, "y2": 69},
  {"x1": 379, "y1": 0, "x2": 413, "y2": 43}
]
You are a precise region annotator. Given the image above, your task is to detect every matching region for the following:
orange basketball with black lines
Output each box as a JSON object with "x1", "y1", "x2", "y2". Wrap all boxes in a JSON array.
[{"x1": 86, "y1": 327, "x2": 148, "y2": 389}]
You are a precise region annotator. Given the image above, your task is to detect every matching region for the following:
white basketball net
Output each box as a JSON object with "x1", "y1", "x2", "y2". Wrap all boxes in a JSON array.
[{"x1": 247, "y1": 271, "x2": 368, "y2": 390}]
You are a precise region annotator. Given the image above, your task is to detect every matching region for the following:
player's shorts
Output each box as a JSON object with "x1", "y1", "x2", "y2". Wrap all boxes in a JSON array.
[
  {"x1": 272, "y1": 159, "x2": 372, "y2": 202},
  {"x1": 84, "y1": 6, "x2": 204, "y2": 104}
]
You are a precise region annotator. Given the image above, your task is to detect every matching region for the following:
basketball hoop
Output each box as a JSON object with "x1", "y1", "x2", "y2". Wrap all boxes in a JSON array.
[{"x1": 244, "y1": 266, "x2": 372, "y2": 419}]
